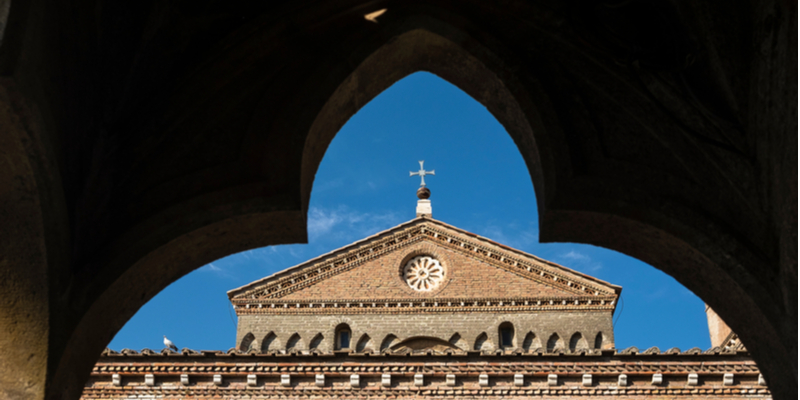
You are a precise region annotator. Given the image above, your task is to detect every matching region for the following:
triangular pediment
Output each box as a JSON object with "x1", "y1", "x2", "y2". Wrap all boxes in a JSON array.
[{"x1": 228, "y1": 218, "x2": 620, "y2": 314}]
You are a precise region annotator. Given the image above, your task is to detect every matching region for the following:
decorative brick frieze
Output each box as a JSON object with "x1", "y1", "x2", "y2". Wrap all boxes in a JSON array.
[
  {"x1": 94, "y1": 349, "x2": 761, "y2": 377},
  {"x1": 233, "y1": 295, "x2": 619, "y2": 315},
  {"x1": 85, "y1": 351, "x2": 769, "y2": 400},
  {"x1": 652, "y1": 373, "x2": 663, "y2": 385}
]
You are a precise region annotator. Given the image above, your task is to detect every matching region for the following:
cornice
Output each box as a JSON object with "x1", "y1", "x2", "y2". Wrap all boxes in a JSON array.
[
  {"x1": 232, "y1": 295, "x2": 618, "y2": 315},
  {"x1": 83, "y1": 386, "x2": 771, "y2": 399},
  {"x1": 84, "y1": 351, "x2": 770, "y2": 399}
]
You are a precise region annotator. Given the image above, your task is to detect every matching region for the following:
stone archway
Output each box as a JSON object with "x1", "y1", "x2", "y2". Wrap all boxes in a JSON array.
[{"x1": 0, "y1": 2, "x2": 793, "y2": 400}]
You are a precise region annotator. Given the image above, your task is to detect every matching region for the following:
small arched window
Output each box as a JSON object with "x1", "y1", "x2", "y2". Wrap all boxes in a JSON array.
[
  {"x1": 499, "y1": 322, "x2": 515, "y2": 348},
  {"x1": 335, "y1": 324, "x2": 352, "y2": 350},
  {"x1": 594, "y1": 332, "x2": 604, "y2": 349}
]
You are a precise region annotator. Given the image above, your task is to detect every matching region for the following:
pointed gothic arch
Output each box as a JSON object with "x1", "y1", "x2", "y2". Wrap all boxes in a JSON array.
[{"x1": 11, "y1": 7, "x2": 792, "y2": 400}]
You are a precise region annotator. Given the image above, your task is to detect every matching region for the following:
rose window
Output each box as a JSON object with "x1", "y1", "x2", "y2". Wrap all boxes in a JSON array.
[{"x1": 403, "y1": 256, "x2": 445, "y2": 292}]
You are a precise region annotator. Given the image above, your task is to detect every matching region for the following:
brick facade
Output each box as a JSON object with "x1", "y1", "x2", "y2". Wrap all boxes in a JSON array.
[
  {"x1": 236, "y1": 311, "x2": 614, "y2": 353},
  {"x1": 82, "y1": 217, "x2": 772, "y2": 399},
  {"x1": 230, "y1": 218, "x2": 620, "y2": 354}
]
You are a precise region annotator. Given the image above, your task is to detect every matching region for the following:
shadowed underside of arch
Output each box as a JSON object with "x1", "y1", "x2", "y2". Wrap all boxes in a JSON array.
[{"x1": 0, "y1": 2, "x2": 794, "y2": 400}]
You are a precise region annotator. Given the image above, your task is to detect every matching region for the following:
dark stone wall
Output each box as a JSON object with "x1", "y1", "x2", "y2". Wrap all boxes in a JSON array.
[{"x1": 0, "y1": 1, "x2": 794, "y2": 399}]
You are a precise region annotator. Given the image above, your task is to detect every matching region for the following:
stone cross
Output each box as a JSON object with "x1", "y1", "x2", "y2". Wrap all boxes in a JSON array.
[{"x1": 409, "y1": 160, "x2": 435, "y2": 187}]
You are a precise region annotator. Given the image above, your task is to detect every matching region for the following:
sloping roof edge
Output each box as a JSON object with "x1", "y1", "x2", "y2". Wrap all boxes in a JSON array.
[{"x1": 227, "y1": 216, "x2": 622, "y2": 300}]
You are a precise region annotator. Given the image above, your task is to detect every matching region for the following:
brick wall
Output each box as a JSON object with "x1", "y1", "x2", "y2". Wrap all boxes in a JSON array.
[
  {"x1": 235, "y1": 223, "x2": 617, "y2": 353},
  {"x1": 237, "y1": 310, "x2": 614, "y2": 352},
  {"x1": 280, "y1": 240, "x2": 568, "y2": 300}
]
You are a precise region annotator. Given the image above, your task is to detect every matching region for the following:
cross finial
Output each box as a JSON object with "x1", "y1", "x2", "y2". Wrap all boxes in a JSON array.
[{"x1": 409, "y1": 160, "x2": 435, "y2": 187}]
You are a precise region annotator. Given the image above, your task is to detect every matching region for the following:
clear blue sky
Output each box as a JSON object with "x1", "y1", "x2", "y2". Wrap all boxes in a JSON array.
[{"x1": 109, "y1": 72, "x2": 711, "y2": 352}]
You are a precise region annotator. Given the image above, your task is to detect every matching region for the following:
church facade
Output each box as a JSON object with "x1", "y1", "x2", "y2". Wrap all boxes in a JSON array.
[
  {"x1": 81, "y1": 197, "x2": 771, "y2": 399},
  {"x1": 228, "y1": 216, "x2": 619, "y2": 356}
]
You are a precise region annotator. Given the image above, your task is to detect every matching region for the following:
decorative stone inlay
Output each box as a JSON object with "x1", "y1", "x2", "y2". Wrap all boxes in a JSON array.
[
  {"x1": 723, "y1": 373, "x2": 734, "y2": 386},
  {"x1": 403, "y1": 256, "x2": 445, "y2": 291}
]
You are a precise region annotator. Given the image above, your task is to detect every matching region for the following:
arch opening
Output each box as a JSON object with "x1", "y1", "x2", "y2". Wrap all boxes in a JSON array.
[
  {"x1": 498, "y1": 322, "x2": 515, "y2": 349},
  {"x1": 522, "y1": 332, "x2": 539, "y2": 351},
  {"x1": 309, "y1": 333, "x2": 324, "y2": 350},
  {"x1": 335, "y1": 324, "x2": 352, "y2": 350},
  {"x1": 546, "y1": 334, "x2": 564, "y2": 353},
  {"x1": 239, "y1": 333, "x2": 256, "y2": 352},
  {"x1": 594, "y1": 332, "x2": 604, "y2": 349},
  {"x1": 569, "y1": 333, "x2": 588, "y2": 352},
  {"x1": 355, "y1": 334, "x2": 373, "y2": 352},
  {"x1": 261, "y1": 332, "x2": 277, "y2": 352},
  {"x1": 286, "y1": 334, "x2": 303, "y2": 352},
  {"x1": 380, "y1": 334, "x2": 399, "y2": 352}
]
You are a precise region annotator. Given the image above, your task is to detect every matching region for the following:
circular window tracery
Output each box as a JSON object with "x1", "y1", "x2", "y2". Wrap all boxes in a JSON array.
[{"x1": 403, "y1": 256, "x2": 445, "y2": 292}]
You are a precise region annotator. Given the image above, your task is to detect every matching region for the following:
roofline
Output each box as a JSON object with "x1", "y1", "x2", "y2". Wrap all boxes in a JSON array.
[
  {"x1": 226, "y1": 217, "x2": 429, "y2": 299},
  {"x1": 227, "y1": 216, "x2": 622, "y2": 299},
  {"x1": 423, "y1": 218, "x2": 623, "y2": 295}
]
